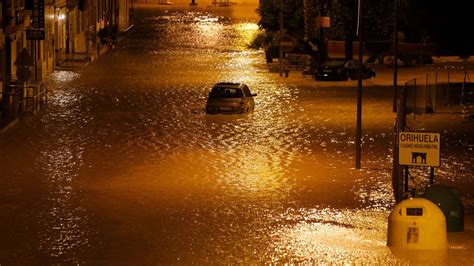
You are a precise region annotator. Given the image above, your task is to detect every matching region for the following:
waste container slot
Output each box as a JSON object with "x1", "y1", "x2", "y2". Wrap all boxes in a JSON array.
[{"x1": 406, "y1": 207, "x2": 423, "y2": 216}]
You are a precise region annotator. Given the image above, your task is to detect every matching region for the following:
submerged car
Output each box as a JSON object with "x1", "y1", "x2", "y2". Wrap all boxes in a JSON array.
[
  {"x1": 205, "y1": 82, "x2": 256, "y2": 114},
  {"x1": 314, "y1": 59, "x2": 376, "y2": 81}
]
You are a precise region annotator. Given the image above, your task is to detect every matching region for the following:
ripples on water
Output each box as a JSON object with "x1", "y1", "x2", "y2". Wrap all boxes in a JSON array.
[{"x1": 2, "y1": 5, "x2": 471, "y2": 264}]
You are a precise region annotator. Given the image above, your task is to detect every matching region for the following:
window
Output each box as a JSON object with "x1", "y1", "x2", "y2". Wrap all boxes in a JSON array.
[
  {"x1": 210, "y1": 87, "x2": 243, "y2": 98},
  {"x1": 242, "y1": 86, "x2": 252, "y2": 97}
]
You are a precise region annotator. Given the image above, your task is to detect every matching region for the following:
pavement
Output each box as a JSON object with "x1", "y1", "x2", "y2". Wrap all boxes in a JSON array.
[
  {"x1": 0, "y1": 24, "x2": 136, "y2": 130},
  {"x1": 56, "y1": 24, "x2": 135, "y2": 70},
  {"x1": 55, "y1": 41, "x2": 111, "y2": 70}
]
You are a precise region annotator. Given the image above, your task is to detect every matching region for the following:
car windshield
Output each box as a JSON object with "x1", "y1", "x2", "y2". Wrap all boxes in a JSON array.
[
  {"x1": 324, "y1": 60, "x2": 345, "y2": 68},
  {"x1": 209, "y1": 87, "x2": 243, "y2": 98}
]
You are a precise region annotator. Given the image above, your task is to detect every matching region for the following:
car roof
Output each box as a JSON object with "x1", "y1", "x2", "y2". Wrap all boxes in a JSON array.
[
  {"x1": 322, "y1": 59, "x2": 363, "y2": 66},
  {"x1": 322, "y1": 60, "x2": 346, "y2": 67},
  {"x1": 213, "y1": 82, "x2": 246, "y2": 89}
]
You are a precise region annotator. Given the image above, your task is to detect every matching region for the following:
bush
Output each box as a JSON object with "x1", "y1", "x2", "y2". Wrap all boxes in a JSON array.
[{"x1": 249, "y1": 31, "x2": 275, "y2": 50}]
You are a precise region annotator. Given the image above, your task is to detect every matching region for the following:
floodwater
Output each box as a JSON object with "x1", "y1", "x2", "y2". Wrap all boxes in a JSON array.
[{"x1": 1, "y1": 3, "x2": 473, "y2": 265}]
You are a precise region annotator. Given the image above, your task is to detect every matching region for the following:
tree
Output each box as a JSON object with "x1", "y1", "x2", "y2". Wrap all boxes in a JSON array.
[
  {"x1": 257, "y1": 0, "x2": 395, "y2": 60},
  {"x1": 257, "y1": 0, "x2": 305, "y2": 38}
]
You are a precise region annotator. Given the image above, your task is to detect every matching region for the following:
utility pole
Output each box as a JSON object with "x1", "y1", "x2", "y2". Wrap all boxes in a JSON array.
[
  {"x1": 392, "y1": 85, "x2": 407, "y2": 203},
  {"x1": 355, "y1": 0, "x2": 363, "y2": 169},
  {"x1": 279, "y1": 0, "x2": 283, "y2": 77},
  {"x1": 356, "y1": 0, "x2": 363, "y2": 169},
  {"x1": 392, "y1": 0, "x2": 398, "y2": 113},
  {"x1": 303, "y1": 0, "x2": 309, "y2": 41},
  {"x1": 391, "y1": 0, "x2": 403, "y2": 203}
]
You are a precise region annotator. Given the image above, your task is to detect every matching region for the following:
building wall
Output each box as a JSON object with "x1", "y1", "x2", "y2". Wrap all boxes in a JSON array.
[
  {"x1": 118, "y1": 0, "x2": 130, "y2": 31},
  {"x1": 2, "y1": 0, "x2": 130, "y2": 84}
]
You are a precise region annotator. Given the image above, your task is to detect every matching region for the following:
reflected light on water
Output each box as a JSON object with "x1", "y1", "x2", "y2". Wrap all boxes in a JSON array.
[
  {"x1": 220, "y1": 53, "x2": 262, "y2": 82},
  {"x1": 219, "y1": 147, "x2": 290, "y2": 199},
  {"x1": 236, "y1": 22, "x2": 259, "y2": 45},
  {"x1": 269, "y1": 208, "x2": 395, "y2": 264},
  {"x1": 37, "y1": 142, "x2": 89, "y2": 262},
  {"x1": 50, "y1": 71, "x2": 80, "y2": 83},
  {"x1": 53, "y1": 89, "x2": 79, "y2": 109},
  {"x1": 195, "y1": 15, "x2": 224, "y2": 45},
  {"x1": 33, "y1": 83, "x2": 90, "y2": 262}
]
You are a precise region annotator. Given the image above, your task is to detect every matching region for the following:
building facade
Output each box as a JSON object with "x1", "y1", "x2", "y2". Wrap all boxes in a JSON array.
[{"x1": 1, "y1": 0, "x2": 130, "y2": 122}]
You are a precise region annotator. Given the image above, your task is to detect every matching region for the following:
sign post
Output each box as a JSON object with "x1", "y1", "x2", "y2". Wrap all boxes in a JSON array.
[{"x1": 399, "y1": 131, "x2": 441, "y2": 196}]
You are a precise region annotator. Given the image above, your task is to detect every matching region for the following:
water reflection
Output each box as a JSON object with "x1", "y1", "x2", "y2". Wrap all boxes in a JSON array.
[
  {"x1": 35, "y1": 136, "x2": 90, "y2": 263},
  {"x1": 32, "y1": 77, "x2": 92, "y2": 263},
  {"x1": 0, "y1": 4, "x2": 471, "y2": 265}
]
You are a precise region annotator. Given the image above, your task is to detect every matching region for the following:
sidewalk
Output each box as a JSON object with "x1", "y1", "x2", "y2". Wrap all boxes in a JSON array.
[
  {"x1": 55, "y1": 44, "x2": 108, "y2": 70},
  {"x1": 56, "y1": 24, "x2": 135, "y2": 70},
  {"x1": 1, "y1": 25, "x2": 135, "y2": 132}
]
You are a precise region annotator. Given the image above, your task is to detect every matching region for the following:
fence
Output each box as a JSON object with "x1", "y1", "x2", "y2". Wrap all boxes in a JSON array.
[
  {"x1": 1, "y1": 80, "x2": 48, "y2": 124},
  {"x1": 404, "y1": 65, "x2": 473, "y2": 118},
  {"x1": 392, "y1": 63, "x2": 473, "y2": 202},
  {"x1": 23, "y1": 81, "x2": 48, "y2": 114}
]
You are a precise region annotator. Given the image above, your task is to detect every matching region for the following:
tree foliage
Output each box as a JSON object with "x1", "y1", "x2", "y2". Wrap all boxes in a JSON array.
[
  {"x1": 256, "y1": 0, "x2": 305, "y2": 37},
  {"x1": 257, "y1": 0, "x2": 474, "y2": 56},
  {"x1": 257, "y1": 0, "x2": 395, "y2": 41}
]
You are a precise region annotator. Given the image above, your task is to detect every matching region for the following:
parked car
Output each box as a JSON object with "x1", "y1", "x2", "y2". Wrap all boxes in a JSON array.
[
  {"x1": 205, "y1": 82, "x2": 257, "y2": 114},
  {"x1": 314, "y1": 59, "x2": 376, "y2": 81}
]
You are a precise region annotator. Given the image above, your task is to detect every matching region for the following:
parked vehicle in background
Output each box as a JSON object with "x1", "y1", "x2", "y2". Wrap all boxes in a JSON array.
[
  {"x1": 314, "y1": 59, "x2": 376, "y2": 81},
  {"x1": 205, "y1": 82, "x2": 257, "y2": 114}
]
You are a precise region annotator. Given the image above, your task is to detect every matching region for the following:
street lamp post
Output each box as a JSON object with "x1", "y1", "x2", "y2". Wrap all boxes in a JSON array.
[
  {"x1": 355, "y1": 0, "x2": 363, "y2": 169},
  {"x1": 279, "y1": 0, "x2": 283, "y2": 77},
  {"x1": 393, "y1": 0, "x2": 398, "y2": 113},
  {"x1": 392, "y1": 0, "x2": 404, "y2": 203}
]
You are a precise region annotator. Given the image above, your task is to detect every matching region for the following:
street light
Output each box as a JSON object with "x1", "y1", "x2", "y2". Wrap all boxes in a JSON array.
[
  {"x1": 393, "y1": 0, "x2": 398, "y2": 113},
  {"x1": 355, "y1": 0, "x2": 363, "y2": 169},
  {"x1": 392, "y1": 0, "x2": 404, "y2": 203},
  {"x1": 279, "y1": 0, "x2": 283, "y2": 77}
]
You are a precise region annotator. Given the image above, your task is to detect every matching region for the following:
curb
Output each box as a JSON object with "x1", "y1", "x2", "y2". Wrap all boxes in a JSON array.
[{"x1": 0, "y1": 117, "x2": 20, "y2": 134}]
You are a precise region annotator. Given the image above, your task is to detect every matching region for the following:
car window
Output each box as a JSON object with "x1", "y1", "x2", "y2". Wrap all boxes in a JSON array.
[
  {"x1": 345, "y1": 61, "x2": 356, "y2": 68},
  {"x1": 324, "y1": 60, "x2": 345, "y2": 68},
  {"x1": 210, "y1": 87, "x2": 243, "y2": 98},
  {"x1": 242, "y1": 86, "x2": 252, "y2": 97}
]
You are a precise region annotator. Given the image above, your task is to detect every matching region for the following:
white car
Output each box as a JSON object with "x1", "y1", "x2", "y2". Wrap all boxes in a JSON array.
[{"x1": 205, "y1": 82, "x2": 256, "y2": 114}]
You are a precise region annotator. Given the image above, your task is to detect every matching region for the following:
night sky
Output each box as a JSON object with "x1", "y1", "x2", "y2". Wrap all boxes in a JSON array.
[{"x1": 419, "y1": 1, "x2": 474, "y2": 55}]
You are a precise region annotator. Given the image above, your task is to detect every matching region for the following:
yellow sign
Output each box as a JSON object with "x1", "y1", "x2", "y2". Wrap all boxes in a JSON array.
[{"x1": 399, "y1": 132, "x2": 440, "y2": 167}]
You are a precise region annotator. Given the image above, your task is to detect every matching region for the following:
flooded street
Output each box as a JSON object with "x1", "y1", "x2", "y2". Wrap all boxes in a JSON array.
[{"x1": 1, "y1": 3, "x2": 473, "y2": 264}]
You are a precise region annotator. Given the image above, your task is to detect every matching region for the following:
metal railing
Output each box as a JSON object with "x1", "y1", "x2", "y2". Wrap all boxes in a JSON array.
[
  {"x1": 1, "y1": 80, "x2": 48, "y2": 122},
  {"x1": 392, "y1": 64, "x2": 473, "y2": 202},
  {"x1": 404, "y1": 65, "x2": 473, "y2": 118},
  {"x1": 23, "y1": 81, "x2": 48, "y2": 114}
]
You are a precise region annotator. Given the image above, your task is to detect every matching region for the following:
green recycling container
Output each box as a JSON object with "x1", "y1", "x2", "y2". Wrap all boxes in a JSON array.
[{"x1": 422, "y1": 185, "x2": 464, "y2": 232}]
